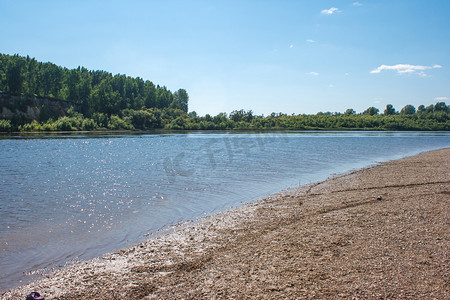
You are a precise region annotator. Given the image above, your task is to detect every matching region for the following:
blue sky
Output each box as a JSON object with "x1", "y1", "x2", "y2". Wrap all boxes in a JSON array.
[{"x1": 1, "y1": 0, "x2": 449, "y2": 116}]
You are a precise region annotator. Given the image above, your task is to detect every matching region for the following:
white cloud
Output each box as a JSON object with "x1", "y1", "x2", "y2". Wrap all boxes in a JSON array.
[
  {"x1": 321, "y1": 7, "x2": 340, "y2": 15},
  {"x1": 435, "y1": 96, "x2": 448, "y2": 101},
  {"x1": 328, "y1": 84, "x2": 334, "y2": 88},
  {"x1": 306, "y1": 39, "x2": 315, "y2": 43},
  {"x1": 353, "y1": 2, "x2": 363, "y2": 6},
  {"x1": 370, "y1": 64, "x2": 442, "y2": 76},
  {"x1": 289, "y1": 44, "x2": 294, "y2": 49},
  {"x1": 308, "y1": 71, "x2": 319, "y2": 76}
]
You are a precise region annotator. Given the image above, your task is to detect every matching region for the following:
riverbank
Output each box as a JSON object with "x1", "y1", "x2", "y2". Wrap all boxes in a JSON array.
[{"x1": 3, "y1": 148, "x2": 449, "y2": 299}]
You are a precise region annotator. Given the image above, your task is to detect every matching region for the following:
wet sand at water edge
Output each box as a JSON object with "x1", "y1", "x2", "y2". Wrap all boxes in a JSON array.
[{"x1": 2, "y1": 148, "x2": 449, "y2": 299}]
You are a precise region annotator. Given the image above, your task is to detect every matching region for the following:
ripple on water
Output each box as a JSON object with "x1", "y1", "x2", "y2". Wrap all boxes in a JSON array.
[{"x1": 0, "y1": 131, "x2": 449, "y2": 291}]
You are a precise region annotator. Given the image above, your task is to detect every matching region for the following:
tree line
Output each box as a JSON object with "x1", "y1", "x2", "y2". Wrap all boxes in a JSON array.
[
  {"x1": 2, "y1": 102, "x2": 447, "y2": 132},
  {"x1": 0, "y1": 53, "x2": 188, "y2": 115},
  {"x1": 163, "y1": 103, "x2": 448, "y2": 131},
  {"x1": 0, "y1": 53, "x2": 448, "y2": 132}
]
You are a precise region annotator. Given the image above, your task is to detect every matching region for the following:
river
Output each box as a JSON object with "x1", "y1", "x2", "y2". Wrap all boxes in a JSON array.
[{"x1": 0, "y1": 131, "x2": 449, "y2": 290}]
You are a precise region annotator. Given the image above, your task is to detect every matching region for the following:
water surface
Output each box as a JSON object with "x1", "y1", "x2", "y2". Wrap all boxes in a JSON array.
[{"x1": 1, "y1": 131, "x2": 449, "y2": 290}]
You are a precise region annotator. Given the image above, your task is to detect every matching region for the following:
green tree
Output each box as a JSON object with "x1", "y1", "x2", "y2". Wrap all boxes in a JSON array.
[
  {"x1": 434, "y1": 102, "x2": 448, "y2": 112},
  {"x1": 6, "y1": 55, "x2": 26, "y2": 94},
  {"x1": 39, "y1": 62, "x2": 63, "y2": 97},
  {"x1": 229, "y1": 109, "x2": 254, "y2": 122},
  {"x1": 172, "y1": 89, "x2": 189, "y2": 112},
  {"x1": 155, "y1": 86, "x2": 172, "y2": 109},
  {"x1": 143, "y1": 81, "x2": 156, "y2": 108},
  {"x1": 67, "y1": 69, "x2": 81, "y2": 102},
  {"x1": 384, "y1": 104, "x2": 396, "y2": 115},
  {"x1": 25, "y1": 56, "x2": 39, "y2": 96},
  {"x1": 344, "y1": 108, "x2": 355, "y2": 115},
  {"x1": 188, "y1": 111, "x2": 198, "y2": 117},
  {"x1": 363, "y1": 107, "x2": 379, "y2": 116},
  {"x1": 400, "y1": 104, "x2": 416, "y2": 115}
]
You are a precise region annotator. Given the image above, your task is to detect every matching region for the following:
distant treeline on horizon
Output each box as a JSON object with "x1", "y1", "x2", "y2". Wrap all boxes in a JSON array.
[{"x1": 0, "y1": 53, "x2": 449, "y2": 132}]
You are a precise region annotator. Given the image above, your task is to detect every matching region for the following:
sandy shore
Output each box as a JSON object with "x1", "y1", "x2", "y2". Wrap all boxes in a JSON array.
[{"x1": 2, "y1": 148, "x2": 449, "y2": 299}]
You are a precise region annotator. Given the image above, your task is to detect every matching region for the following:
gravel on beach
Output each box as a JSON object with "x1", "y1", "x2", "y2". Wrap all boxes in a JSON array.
[{"x1": 2, "y1": 148, "x2": 449, "y2": 299}]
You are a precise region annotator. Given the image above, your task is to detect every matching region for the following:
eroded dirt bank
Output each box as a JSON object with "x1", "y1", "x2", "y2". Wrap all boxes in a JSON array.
[{"x1": 3, "y1": 148, "x2": 449, "y2": 299}]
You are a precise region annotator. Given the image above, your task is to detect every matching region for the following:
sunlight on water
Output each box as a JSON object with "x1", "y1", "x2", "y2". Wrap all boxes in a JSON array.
[{"x1": 0, "y1": 131, "x2": 449, "y2": 290}]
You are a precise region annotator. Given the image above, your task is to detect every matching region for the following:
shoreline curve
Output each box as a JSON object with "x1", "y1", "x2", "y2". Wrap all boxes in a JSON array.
[{"x1": 2, "y1": 148, "x2": 449, "y2": 299}]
